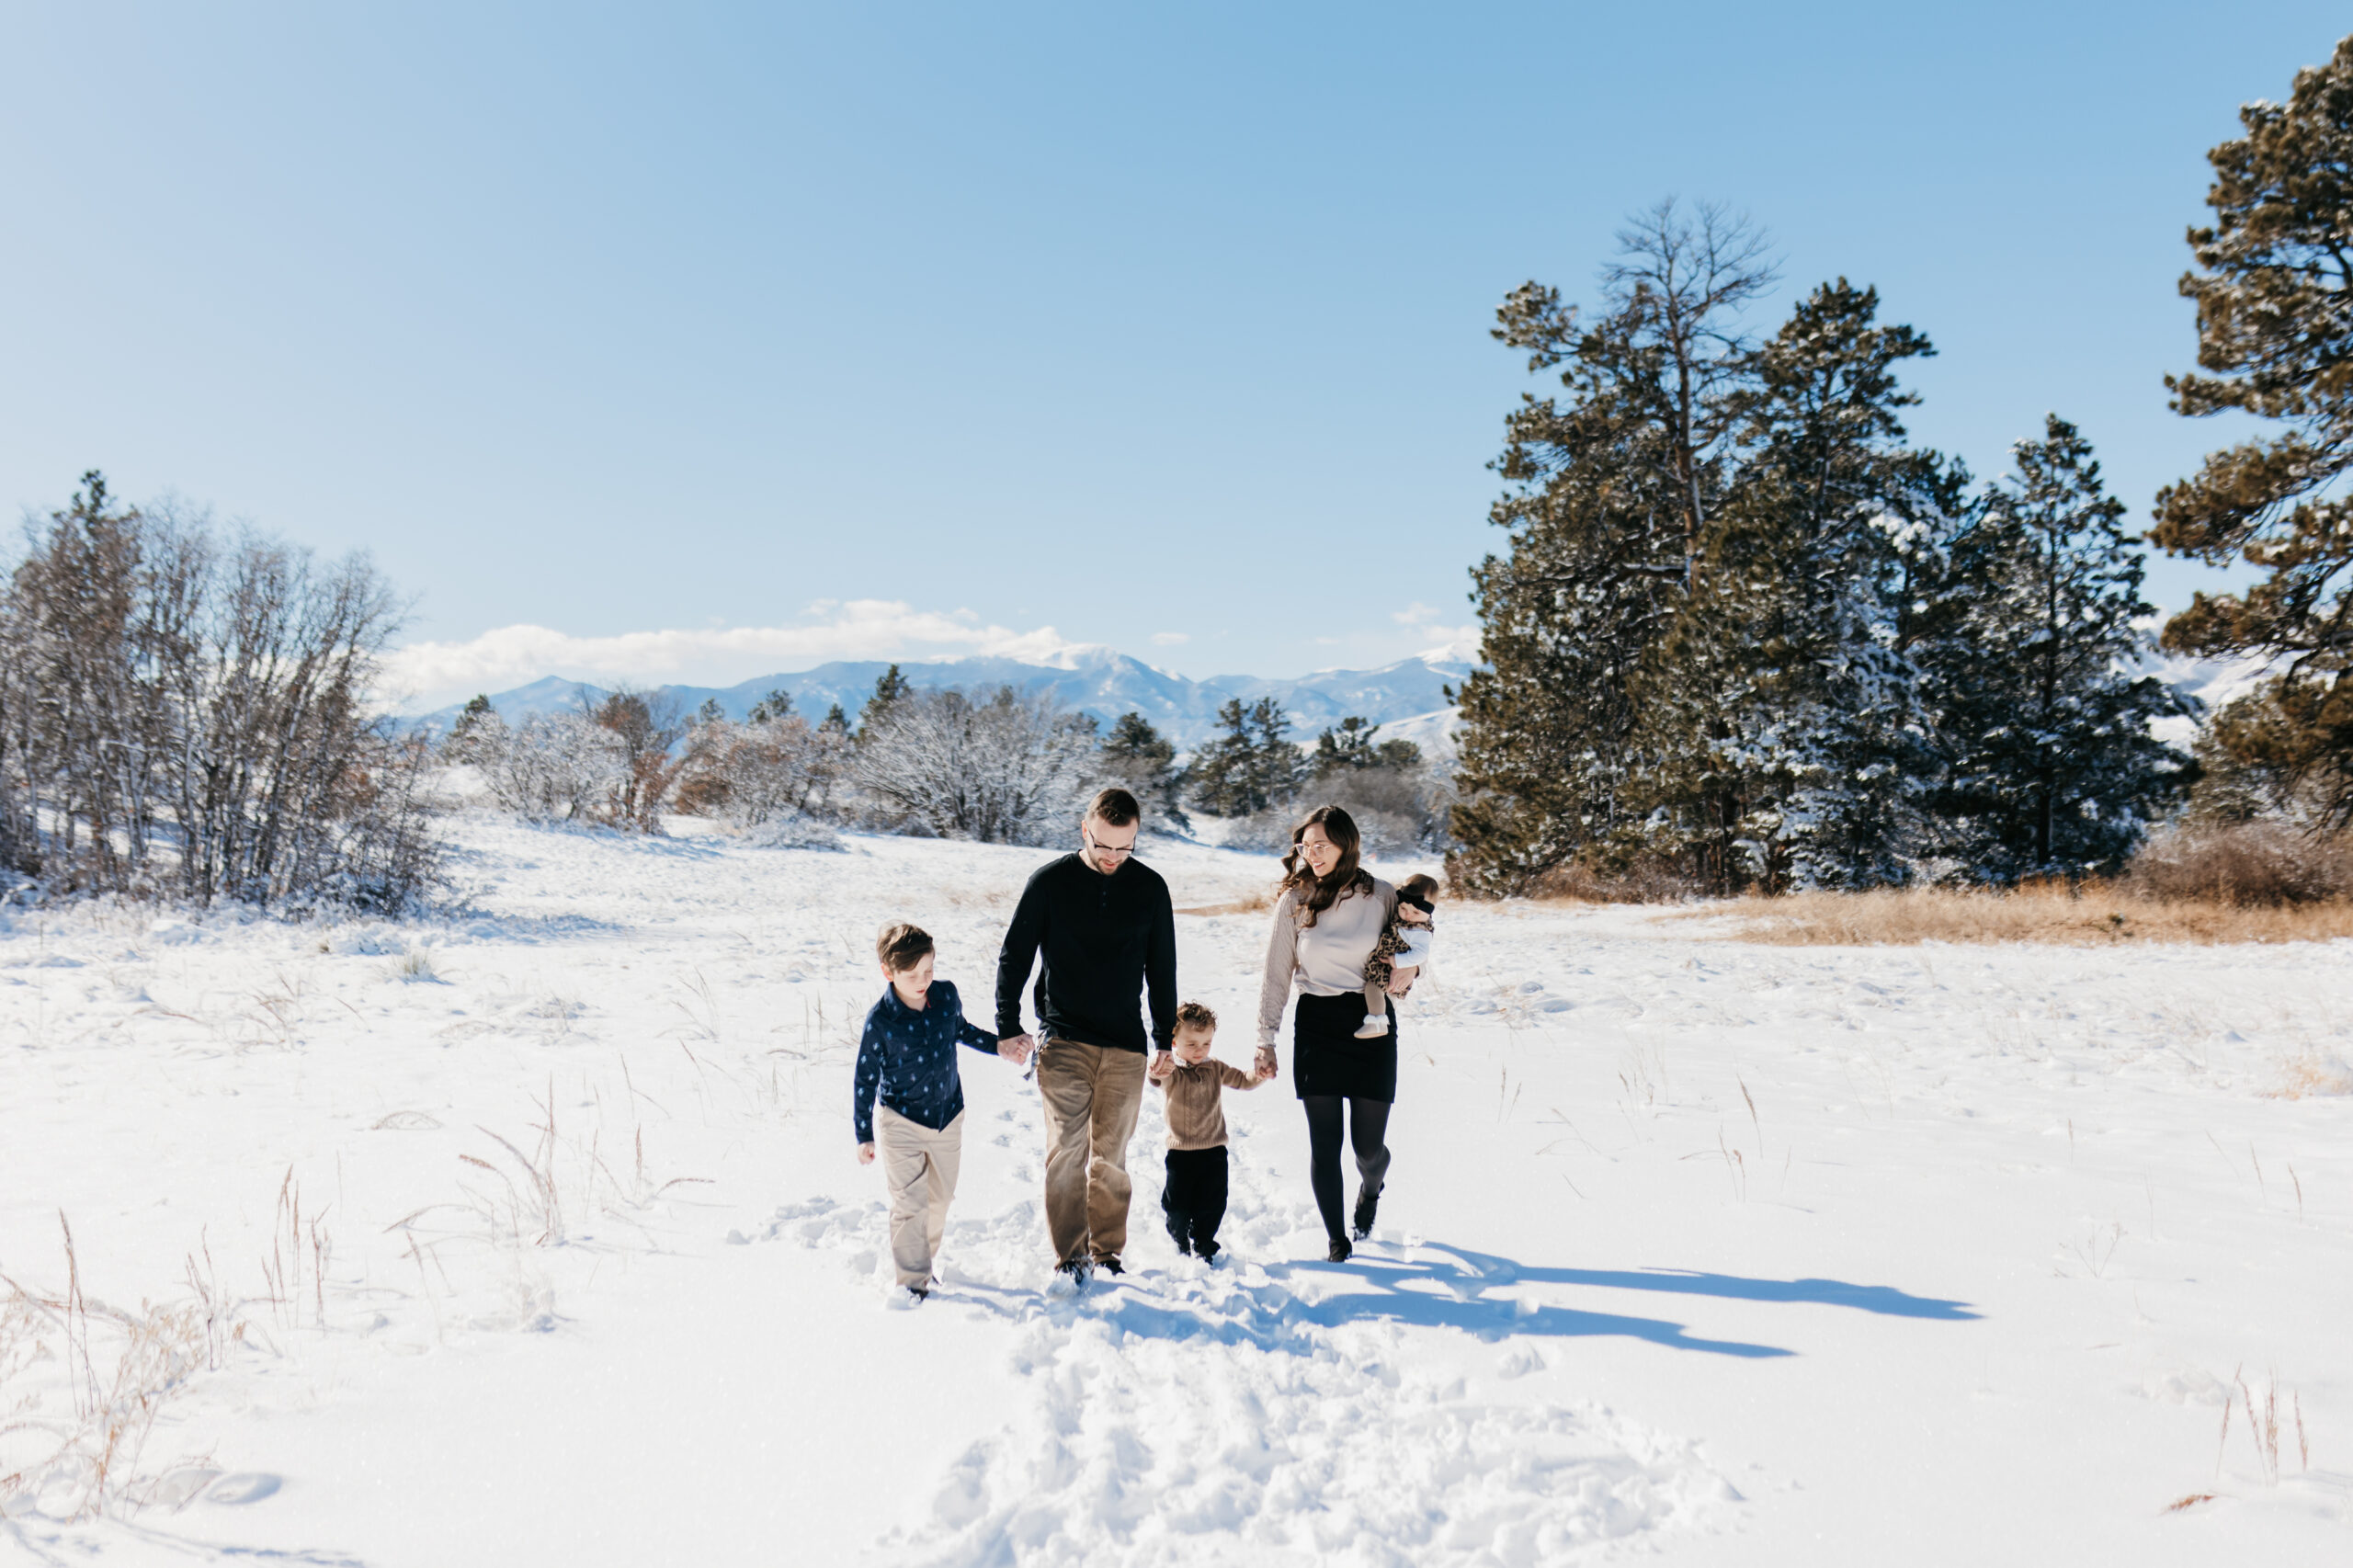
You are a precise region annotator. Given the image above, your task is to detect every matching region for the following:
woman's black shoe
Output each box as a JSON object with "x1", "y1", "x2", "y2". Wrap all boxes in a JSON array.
[
  {"x1": 1326, "y1": 1237, "x2": 1352, "y2": 1263},
  {"x1": 1352, "y1": 1187, "x2": 1379, "y2": 1240}
]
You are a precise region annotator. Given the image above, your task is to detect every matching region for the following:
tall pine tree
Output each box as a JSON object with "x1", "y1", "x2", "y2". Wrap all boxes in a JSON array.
[
  {"x1": 1926, "y1": 415, "x2": 2195, "y2": 874},
  {"x1": 2150, "y1": 34, "x2": 2353, "y2": 827},
  {"x1": 1643, "y1": 280, "x2": 1955, "y2": 891},
  {"x1": 1450, "y1": 203, "x2": 1776, "y2": 893}
]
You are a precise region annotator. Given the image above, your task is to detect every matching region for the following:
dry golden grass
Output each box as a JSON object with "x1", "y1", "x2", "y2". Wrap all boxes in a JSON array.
[
  {"x1": 1176, "y1": 888, "x2": 1275, "y2": 917},
  {"x1": 1677, "y1": 883, "x2": 2353, "y2": 947}
]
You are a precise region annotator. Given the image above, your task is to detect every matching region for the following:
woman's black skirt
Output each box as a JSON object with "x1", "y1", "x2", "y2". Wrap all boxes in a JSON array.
[{"x1": 1290, "y1": 990, "x2": 1398, "y2": 1103}]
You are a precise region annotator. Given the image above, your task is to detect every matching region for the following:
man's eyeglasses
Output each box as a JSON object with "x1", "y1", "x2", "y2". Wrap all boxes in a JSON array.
[{"x1": 1085, "y1": 834, "x2": 1138, "y2": 859}]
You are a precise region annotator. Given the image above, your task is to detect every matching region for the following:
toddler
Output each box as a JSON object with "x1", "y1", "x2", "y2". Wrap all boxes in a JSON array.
[
  {"x1": 853, "y1": 922, "x2": 1030, "y2": 1300},
  {"x1": 1146, "y1": 1001, "x2": 1269, "y2": 1262},
  {"x1": 1356, "y1": 873, "x2": 1438, "y2": 1039}
]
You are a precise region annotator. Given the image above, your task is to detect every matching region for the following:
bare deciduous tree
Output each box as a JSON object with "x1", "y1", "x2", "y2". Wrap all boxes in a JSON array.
[
  {"x1": 0, "y1": 473, "x2": 440, "y2": 910},
  {"x1": 852, "y1": 686, "x2": 1097, "y2": 845}
]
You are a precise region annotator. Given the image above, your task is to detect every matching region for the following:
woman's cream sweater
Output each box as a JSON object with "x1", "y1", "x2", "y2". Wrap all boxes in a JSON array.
[{"x1": 1256, "y1": 876, "x2": 1398, "y2": 1049}]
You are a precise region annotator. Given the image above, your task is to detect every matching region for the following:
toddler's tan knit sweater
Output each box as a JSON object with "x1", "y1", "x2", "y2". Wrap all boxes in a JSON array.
[{"x1": 1157, "y1": 1058, "x2": 1259, "y2": 1150}]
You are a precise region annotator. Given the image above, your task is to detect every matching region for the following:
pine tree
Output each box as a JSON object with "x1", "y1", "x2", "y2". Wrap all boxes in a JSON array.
[
  {"x1": 2149, "y1": 34, "x2": 2353, "y2": 827},
  {"x1": 1188, "y1": 697, "x2": 1302, "y2": 816},
  {"x1": 858, "y1": 665, "x2": 912, "y2": 736},
  {"x1": 1450, "y1": 203, "x2": 1777, "y2": 893},
  {"x1": 1927, "y1": 415, "x2": 2196, "y2": 873},
  {"x1": 1313, "y1": 717, "x2": 1419, "y2": 777},
  {"x1": 694, "y1": 697, "x2": 724, "y2": 727},
  {"x1": 1100, "y1": 710, "x2": 1186, "y2": 824},
  {"x1": 820, "y1": 703, "x2": 850, "y2": 735},
  {"x1": 1186, "y1": 699, "x2": 1256, "y2": 816},
  {"x1": 1244, "y1": 697, "x2": 1304, "y2": 811},
  {"x1": 444, "y1": 694, "x2": 501, "y2": 764},
  {"x1": 1643, "y1": 279, "x2": 1953, "y2": 891},
  {"x1": 747, "y1": 687, "x2": 794, "y2": 725}
]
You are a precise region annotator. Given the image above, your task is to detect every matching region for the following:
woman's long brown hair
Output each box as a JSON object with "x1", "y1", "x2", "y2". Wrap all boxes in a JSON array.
[{"x1": 1279, "y1": 804, "x2": 1372, "y2": 927}]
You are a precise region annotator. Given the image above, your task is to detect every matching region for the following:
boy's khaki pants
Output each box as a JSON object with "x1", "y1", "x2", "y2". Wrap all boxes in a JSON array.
[
  {"x1": 1036, "y1": 1039, "x2": 1146, "y2": 1265},
  {"x1": 876, "y1": 1104, "x2": 963, "y2": 1287}
]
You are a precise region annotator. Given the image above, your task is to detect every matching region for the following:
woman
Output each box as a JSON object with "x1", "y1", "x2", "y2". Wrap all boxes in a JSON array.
[{"x1": 1255, "y1": 805, "x2": 1406, "y2": 1263}]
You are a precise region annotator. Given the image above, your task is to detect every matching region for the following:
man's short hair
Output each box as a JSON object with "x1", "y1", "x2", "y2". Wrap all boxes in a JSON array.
[
  {"x1": 1086, "y1": 787, "x2": 1141, "y2": 828},
  {"x1": 1174, "y1": 1001, "x2": 1217, "y2": 1034},
  {"x1": 876, "y1": 922, "x2": 935, "y2": 973}
]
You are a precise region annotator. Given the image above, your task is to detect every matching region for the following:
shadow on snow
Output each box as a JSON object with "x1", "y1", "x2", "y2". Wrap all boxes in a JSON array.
[{"x1": 955, "y1": 1236, "x2": 1977, "y2": 1362}]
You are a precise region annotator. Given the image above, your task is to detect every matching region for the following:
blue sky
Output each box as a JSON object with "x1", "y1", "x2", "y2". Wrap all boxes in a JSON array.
[{"x1": 0, "y1": 3, "x2": 2338, "y2": 706}]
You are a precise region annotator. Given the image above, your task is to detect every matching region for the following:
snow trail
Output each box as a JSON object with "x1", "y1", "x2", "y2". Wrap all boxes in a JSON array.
[{"x1": 756, "y1": 1103, "x2": 1742, "y2": 1564}]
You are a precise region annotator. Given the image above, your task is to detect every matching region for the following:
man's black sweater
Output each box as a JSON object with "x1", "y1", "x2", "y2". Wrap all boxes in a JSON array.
[{"x1": 995, "y1": 852, "x2": 1177, "y2": 1053}]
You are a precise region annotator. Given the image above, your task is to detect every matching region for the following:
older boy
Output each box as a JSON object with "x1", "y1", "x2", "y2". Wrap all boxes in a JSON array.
[{"x1": 854, "y1": 923, "x2": 1031, "y2": 1300}]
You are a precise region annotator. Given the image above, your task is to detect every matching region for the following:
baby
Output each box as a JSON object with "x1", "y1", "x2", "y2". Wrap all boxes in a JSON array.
[
  {"x1": 1145, "y1": 1001, "x2": 1270, "y2": 1262},
  {"x1": 1356, "y1": 873, "x2": 1438, "y2": 1039}
]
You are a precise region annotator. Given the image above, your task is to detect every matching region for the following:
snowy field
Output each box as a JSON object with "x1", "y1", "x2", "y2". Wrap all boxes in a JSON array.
[{"x1": 3, "y1": 816, "x2": 2348, "y2": 1564}]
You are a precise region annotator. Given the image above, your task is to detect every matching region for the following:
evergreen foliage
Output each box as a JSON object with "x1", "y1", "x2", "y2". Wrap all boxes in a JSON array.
[
  {"x1": 2149, "y1": 34, "x2": 2353, "y2": 828},
  {"x1": 1451, "y1": 204, "x2": 1775, "y2": 893},
  {"x1": 1927, "y1": 417, "x2": 2196, "y2": 874},
  {"x1": 748, "y1": 687, "x2": 794, "y2": 725},
  {"x1": 1643, "y1": 280, "x2": 1953, "y2": 891},
  {"x1": 1452, "y1": 203, "x2": 2200, "y2": 894},
  {"x1": 1312, "y1": 717, "x2": 1420, "y2": 778},
  {"x1": 1099, "y1": 710, "x2": 1188, "y2": 826},
  {"x1": 1188, "y1": 697, "x2": 1304, "y2": 817},
  {"x1": 858, "y1": 665, "x2": 914, "y2": 735}
]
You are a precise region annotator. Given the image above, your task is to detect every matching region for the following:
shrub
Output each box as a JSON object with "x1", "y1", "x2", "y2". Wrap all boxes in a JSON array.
[{"x1": 2124, "y1": 822, "x2": 2353, "y2": 906}]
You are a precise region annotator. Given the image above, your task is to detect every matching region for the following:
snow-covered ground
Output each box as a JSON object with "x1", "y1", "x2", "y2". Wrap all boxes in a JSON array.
[{"x1": 3, "y1": 817, "x2": 2347, "y2": 1564}]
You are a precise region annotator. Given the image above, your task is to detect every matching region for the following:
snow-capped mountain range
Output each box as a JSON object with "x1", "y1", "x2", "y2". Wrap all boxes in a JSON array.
[{"x1": 404, "y1": 643, "x2": 1475, "y2": 753}]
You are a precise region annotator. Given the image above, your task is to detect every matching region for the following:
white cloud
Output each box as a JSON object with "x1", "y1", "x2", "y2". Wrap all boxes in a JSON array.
[
  {"x1": 381, "y1": 599, "x2": 1076, "y2": 710},
  {"x1": 1391, "y1": 601, "x2": 1480, "y2": 656},
  {"x1": 1150, "y1": 631, "x2": 1189, "y2": 646}
]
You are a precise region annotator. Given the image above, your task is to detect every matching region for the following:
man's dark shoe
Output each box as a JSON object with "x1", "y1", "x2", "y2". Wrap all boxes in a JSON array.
[
  {"x1": 1326, "y1": 1237, "x2": 1352, "y2": 1263},
  {"x1": 1165, "y1": 1219, "x2": 1191, "y2": 1256},
  {"x1": 1056, "y1": 1256, "x2": 1093, "y2": 1288},
  {"x1": 1352, "y1": 1187, "x2": 1379, "y2": 1241},
  {"x1": 906, "y1": 1283, "x2": 930, "y2": 1301},
  {"x1": 1197, "y1": 1240, "x2": 1220, "y2": 1264},
  {"x1": 1093, "y1": 1255, "x2": 1124, "y2": 1276}
]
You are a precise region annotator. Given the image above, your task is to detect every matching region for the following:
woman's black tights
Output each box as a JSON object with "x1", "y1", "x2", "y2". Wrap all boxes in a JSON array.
[{"x1": 1302, "y1": 1095, "x2": 1392, "y2": 1242}]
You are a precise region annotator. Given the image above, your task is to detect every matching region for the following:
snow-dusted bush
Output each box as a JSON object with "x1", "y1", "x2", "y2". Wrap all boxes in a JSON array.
[
  {"x1": 851, "y1": 685, "x2": 1096, "y2": 845},
  {"x1": 477, "y1": 712, "x2": 628, "y2": 824},
  {"x1": 676, "y1": 714, "x2": 847, "y2": 828}
]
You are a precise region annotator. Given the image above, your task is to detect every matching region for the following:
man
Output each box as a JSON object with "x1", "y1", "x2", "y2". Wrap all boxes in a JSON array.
[{"x1": 996, "y1": 786, "x2": 1176, "y2": 1283}]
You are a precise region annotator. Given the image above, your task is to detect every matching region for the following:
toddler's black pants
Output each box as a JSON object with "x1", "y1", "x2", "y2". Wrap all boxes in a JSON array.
[{"x1": 1162, "y1": 1145, "x2": 1229, "y2": 1257}]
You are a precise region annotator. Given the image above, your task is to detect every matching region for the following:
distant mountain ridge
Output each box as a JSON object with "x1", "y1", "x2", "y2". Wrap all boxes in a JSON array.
[{"x1": 404, "y1": 644, "x2": 1474, "y2": 752}]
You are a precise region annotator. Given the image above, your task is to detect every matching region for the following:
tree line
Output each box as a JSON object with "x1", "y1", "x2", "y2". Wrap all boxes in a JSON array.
[
  {"x1": 1448, "y1": 34, "x2": 2353, "y2": 895},
  {"x1": 445, "y1": 668, "x2": 1449, "y2": 854}
]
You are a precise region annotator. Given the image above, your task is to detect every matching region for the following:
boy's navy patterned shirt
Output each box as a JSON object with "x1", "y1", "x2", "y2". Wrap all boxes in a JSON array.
[{"x1": 851, "y1": 980, "x2": 1001, "y2": 1144}]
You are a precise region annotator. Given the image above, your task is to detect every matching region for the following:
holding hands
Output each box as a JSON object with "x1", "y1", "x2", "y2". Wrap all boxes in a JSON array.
[
  {"x1": 1147, "y1": 1051, "x2": 1176, "y2": 1083},
  {"x1": 998, "y1": 1032, "x2": 1034, "y2": 1067},
  {"x1": 1253, "y1": 1046, "x2": 1278, "y2": 1083}
]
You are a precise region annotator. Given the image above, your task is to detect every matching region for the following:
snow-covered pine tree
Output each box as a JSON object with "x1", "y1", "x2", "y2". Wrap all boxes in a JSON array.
[
  {"x1": 443, "y1": 694, "x2": 503, "y2": 766},
  {"x1": 2149, "y1": 34, "x2": 2353, "y2": 828},
  {"x1": 1643, "y1": 280, "x2": 1953, "y2": 891},
  {"x1": 1449, "y1": 203, "x2": 1776, "y2": 894},
  {"x1": 1925, "y1": 415, "x2": 2196, "y2": 875}
]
